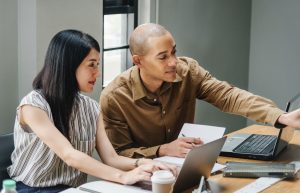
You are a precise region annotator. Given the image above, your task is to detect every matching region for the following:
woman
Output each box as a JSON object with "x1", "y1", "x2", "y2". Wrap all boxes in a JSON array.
[{"x1": 8, "y1": 30, "x2": 176, "y2": 193}]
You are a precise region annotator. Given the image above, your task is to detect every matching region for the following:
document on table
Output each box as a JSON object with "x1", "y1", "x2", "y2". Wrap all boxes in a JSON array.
[
  {"x1": 154, "y1": 123, "x2": 226, "y2": 173},
  {"x1": 59, "y1": 188, "x2": 86, "y2": 193},
  {"x1": 78, "y1": 181, "x2": 151, "y2": 193},
  {"x1": 179, "y1": 123, "x2": 226, "y2": 143}
]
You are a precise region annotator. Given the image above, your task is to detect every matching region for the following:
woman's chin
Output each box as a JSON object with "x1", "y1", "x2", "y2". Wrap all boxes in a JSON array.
[{"x1": 80, "y1": 87, "x2": 94, "y2": 93}]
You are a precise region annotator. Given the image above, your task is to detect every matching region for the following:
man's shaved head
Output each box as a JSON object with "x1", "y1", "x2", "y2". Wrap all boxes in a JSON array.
[{"x1": 129, "y1": 23, "x2": 169, "y2": 55}]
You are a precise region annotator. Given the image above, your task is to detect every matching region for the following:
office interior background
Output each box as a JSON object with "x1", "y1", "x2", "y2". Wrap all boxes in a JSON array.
[{"x1": 1, "y1": 0, "x2": 300, "y2": 136}]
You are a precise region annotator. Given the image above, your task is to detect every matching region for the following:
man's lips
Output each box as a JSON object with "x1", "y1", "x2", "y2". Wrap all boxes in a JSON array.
[{"x1": 165, "y1": 69, "x2": 176, "y2": 73}]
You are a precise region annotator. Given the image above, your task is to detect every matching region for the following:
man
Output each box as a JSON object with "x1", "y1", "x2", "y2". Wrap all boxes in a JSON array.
[{"x1": 100, "y1": 23, "x2": 300, "y2": 158}]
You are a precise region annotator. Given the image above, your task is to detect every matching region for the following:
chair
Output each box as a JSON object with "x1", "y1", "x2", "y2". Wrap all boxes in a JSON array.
[{"x1": 0, "y1": 133, "x2": 14, "y2": 182}]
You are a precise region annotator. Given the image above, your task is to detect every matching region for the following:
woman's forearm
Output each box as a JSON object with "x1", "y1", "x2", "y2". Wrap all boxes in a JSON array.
[{"x1": 63, "y1": 148, "x2": 128, "y2": 184}]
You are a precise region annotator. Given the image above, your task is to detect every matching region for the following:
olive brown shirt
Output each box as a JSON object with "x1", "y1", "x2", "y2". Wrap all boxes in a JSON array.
[{"x1": 100, "y1": 57, "x2": 284, "y2": 158}]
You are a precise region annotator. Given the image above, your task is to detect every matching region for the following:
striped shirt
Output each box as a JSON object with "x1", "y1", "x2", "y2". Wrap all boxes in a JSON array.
[{"x1": 8, "y1": 90, "x2": 100, "y2": 187}]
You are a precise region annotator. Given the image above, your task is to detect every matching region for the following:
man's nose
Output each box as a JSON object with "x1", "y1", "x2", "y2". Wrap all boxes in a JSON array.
[{"x1": 168, "y1": 56, "x2": 177, "y2": 67}]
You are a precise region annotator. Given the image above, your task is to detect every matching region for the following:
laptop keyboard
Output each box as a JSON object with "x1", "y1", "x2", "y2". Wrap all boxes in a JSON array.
[{"x1": 233, "y1": 134, "x2": 277, "y2": 154}]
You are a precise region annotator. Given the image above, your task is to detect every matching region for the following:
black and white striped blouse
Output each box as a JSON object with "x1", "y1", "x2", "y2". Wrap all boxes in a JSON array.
[{"x1": 8, "y1": 90, "x2": 100, "y2": 187}]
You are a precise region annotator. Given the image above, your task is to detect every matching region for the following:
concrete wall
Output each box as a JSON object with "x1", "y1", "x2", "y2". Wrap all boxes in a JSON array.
[
  {"x1": 248, "y1": 0, "x2": 300, "y2": 120},
  {"x1": 158, "y1": 0, "x2": 252, "y2": 133},
  {"x1": 0, "y1": 0, "x2": 18, "y2": 134}
]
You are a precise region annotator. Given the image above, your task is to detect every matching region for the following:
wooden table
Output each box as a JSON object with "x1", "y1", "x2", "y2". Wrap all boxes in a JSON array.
[{"x1": 208, "y1": 124, "x2": 300, "y2": 193}]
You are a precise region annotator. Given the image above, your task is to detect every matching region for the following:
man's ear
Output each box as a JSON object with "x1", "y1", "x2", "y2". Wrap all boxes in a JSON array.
[{"x1": 132, "y1": 55, "x2": 142, "y2": 68}]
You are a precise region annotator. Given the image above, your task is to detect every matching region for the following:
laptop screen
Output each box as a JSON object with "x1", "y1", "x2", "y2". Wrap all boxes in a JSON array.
[
  {"x1": 274, "y1": 92, "x2": 300, "y2": 155},
  {"x1": 274, "y1": 126, "x2": 294, "y2": 155}
]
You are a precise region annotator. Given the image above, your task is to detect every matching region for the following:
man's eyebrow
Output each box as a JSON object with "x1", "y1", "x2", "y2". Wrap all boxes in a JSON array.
[
  {"x1": 156, "y1": 50, "x2": 168, "y2": 57},
  {"x1": 156, "y1": 45, "x2": 177, "y2": 56},
  {"x1": 172, "y1": 45, "x2": 177, "y2": 51}
]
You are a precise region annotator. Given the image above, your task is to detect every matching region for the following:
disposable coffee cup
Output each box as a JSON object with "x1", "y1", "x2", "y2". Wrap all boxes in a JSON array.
[{"x1": 151, "y1": 170, "x2": 175, "y2": 193}]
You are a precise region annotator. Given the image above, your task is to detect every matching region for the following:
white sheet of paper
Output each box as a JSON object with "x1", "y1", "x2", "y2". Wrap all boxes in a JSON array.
[
  {"x1": 59, "y1": 188, "x2": 86, "y2": 193},
  {"x1": 154, "y1": 156, "x2": 184, "y2": 166},
  {"x1": 179, "y1": 123, "x2": 226, "y2": 143},
  {"x1": 154, "y1": 156, "x2": 225, "y2": 174},
  {"x1": 78, "y1": 181, "x2": 151, "y2": 193}
]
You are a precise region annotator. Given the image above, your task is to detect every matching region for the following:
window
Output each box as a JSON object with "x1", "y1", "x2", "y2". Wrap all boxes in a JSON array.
[{"x1": 102, "y1": 0, "x2": 138, "y2": 87}]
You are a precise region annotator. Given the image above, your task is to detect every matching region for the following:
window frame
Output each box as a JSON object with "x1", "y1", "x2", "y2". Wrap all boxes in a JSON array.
[{"x1": 102, "y1": 0, "x2": 138, "y2": 88}]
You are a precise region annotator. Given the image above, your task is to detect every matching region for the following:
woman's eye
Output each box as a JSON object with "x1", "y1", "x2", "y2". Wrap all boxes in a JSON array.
[{"x1": 89, "y1": 63, "x2": 98, "y2": 68}]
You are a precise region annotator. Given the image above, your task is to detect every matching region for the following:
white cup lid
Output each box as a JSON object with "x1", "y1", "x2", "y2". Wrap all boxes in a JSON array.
[{"x1": 151, "y1": 170, "x2": 175, "y2": 184}]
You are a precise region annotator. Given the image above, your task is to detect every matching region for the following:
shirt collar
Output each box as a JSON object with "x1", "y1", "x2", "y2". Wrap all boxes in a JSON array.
[
  {"x1": 131, "y1": 66, "x2": 183, "y2": 101},
  {"x1": 131, "y1": 66, "x2": 147, "y2": 101}
]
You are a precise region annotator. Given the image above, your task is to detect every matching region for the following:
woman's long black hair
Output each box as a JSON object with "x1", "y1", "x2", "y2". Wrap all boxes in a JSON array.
[{"x1": 33, "y1": 30, "x2": 100, "y2": 139}]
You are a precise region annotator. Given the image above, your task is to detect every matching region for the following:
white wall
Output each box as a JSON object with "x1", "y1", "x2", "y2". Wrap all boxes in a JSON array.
[
  {"x1": 248, "y1": 0, "x2": 300, "y2": 124},
  {"x1": 138, "y1": 0, "x2": 157, "y2": 24},
  {"x1": 0, "y1": 0, "x2": 18, "y2": 134},
  {"x1": 18, "y1": 0, "x2": 37, "y2": 100},
  {"x1": 36, "y1": 0, "x2": 103, "y2": 101}
]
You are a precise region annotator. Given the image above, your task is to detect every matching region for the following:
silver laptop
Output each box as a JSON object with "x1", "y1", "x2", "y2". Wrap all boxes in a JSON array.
[
  {"x1": 135, "y1": 137, "x2": 226, "y2": 193},
  {"x1": 220, "y1": 92, "x2": 300, "y2": 160},
  {"x1": 173, "y1": 137, "x2": 226, "y2": 193}
]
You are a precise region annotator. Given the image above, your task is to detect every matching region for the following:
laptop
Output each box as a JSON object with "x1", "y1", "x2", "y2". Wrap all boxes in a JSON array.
[
  {"x1": 135, "y1": 137, "x2": 227, "y2": 193},
  {"x1": 220, "y1": 92, "x2": 300, "y2": 160}
]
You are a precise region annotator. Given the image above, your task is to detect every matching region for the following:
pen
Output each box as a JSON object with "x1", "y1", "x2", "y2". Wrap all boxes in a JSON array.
[
  {"x1": 181, "y1": 133, "x2": 196, "y2": 146},
  {"x1": 79, "y1": 187, "x2": 102, "y2": 193}
]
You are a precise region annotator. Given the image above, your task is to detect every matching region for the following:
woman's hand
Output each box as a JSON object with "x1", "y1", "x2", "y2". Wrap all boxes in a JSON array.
[
  {"x1": 138, "y1": 158, "x2": 179, "y2": 177},
  {"x1": 120, "y1": 159, "x2": 179, "y2": 185},
  {"x1": 120, "y1": 164, "x2": 157, "y2": 184}
]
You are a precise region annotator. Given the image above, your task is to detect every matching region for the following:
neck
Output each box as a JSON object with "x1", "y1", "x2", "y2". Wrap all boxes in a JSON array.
[{"x1": 140, "y1": 71, "x2": 163, "y2": 93}]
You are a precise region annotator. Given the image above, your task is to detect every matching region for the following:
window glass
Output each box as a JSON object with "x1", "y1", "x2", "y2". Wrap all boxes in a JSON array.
[
  {"x1": 104, "y1": 14, "x2": 126, "y2": 49},
  {"x1": 103, "y1": 49, "x2": 129, "y2": 86},
  {"x1": 104, "y1": 14, "x2": 134, "y2": 49},
  {"x1": 102, "y1": 0, "x2": 137, "y2": 87}
]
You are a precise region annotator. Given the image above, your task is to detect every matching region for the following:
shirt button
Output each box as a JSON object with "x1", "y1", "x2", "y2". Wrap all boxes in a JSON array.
[
  {"x1": 154, "y1": 99, "x2": 157, "y2": 102},
  {"x1": 162, "y1": 110, "x2": 166, "y2": 114},
  {"x1": 167, "y1": 129, "x2": 171, "y2": 133}
]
